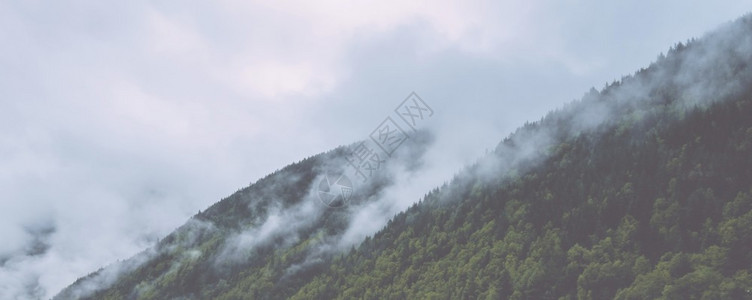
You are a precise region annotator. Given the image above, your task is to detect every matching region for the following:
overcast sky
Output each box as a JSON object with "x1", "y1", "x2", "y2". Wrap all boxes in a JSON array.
[{"x1": 1, "y1": 0, "x2": 751, "y2": 298}]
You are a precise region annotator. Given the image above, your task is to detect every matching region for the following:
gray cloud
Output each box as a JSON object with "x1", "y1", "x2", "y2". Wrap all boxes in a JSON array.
[
  {"x1": 2, "y1": 1, "x2": 752, "y2": 298},
  {"x1": 216, "y1": 11, "x2": 752, "y2": 284}
]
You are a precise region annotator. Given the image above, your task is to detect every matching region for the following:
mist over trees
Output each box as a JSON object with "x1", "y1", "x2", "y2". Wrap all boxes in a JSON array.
[{"x1": 55, "y1": 14, "x2": 752, "y2": 300}]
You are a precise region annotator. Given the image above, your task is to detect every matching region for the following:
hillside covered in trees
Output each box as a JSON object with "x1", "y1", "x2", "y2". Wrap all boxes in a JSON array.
[{"x1": 56, "y1": 14, "x2": 752, "y2": 300}]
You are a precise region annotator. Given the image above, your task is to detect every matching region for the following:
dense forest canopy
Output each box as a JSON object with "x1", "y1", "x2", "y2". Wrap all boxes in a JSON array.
[{"x1": 56, "y1": 14, "x2": 752, "y2": 300}]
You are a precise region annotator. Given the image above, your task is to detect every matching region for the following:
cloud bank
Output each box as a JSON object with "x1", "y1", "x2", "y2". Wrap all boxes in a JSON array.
[{"x1": 2, "y1": 0, "x2": 752, "y2": 298}]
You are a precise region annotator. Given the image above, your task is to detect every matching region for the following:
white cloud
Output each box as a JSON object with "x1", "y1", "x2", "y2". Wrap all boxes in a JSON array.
[{"x1": 1, "y1": 0, "x2": 752, "y2": 298}]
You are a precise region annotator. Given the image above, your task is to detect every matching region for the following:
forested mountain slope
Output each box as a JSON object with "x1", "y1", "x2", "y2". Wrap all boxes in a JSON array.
[
  {"x1": 292, "y1": 60, "x2": 752, "y2": 300},
  {"x1": 57, "y1": 14, "x2": 752, "y2": 300}
]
